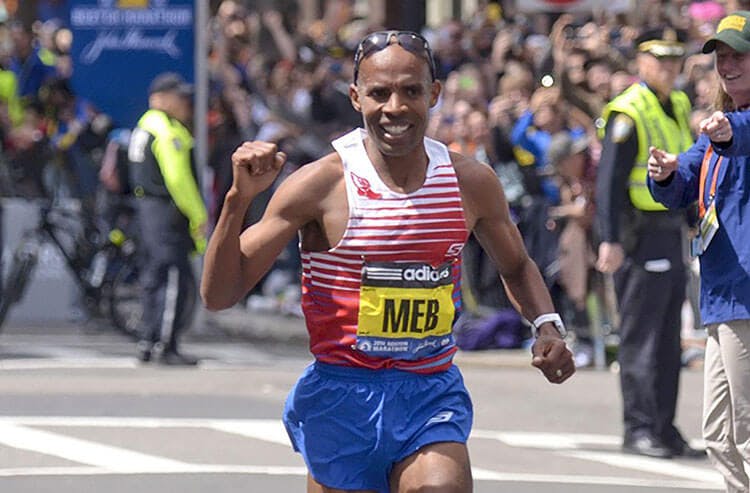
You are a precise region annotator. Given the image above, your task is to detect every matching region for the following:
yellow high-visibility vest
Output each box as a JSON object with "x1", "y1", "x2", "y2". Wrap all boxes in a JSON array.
[
  {"x1": 601, "y1": 83, "x2": 692, "y2": 211},
  {"x1": 133, "y1": 109, "x2": 207, "y2": 252},
  {"x1": 0, "y1": 69, "x2": 22, "y2": 126}
]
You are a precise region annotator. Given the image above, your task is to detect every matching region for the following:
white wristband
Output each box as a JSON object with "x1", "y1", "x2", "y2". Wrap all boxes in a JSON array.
[{"x1": 531, "y1": 313, "x2": 566, "y2": 338}]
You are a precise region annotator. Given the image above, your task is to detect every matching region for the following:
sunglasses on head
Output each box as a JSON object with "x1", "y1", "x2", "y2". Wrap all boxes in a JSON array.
[{"x1": 353, "y1": 30, "x2": 437, "y2": 83}]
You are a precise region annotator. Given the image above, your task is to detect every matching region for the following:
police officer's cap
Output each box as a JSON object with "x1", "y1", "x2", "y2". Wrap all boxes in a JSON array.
[
  {"x1": 148, "y1": 72, "x2": 194, "y2": 97},
  {"x1": 702, "y1": 11, "x2": 750, "y2": 54},
  {"x1": 635, "y1": 26, "x2": 687, "y2": 58}
]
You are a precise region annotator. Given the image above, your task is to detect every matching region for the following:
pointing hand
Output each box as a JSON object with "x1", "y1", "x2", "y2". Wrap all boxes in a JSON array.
[
  {"x1": 699, "y1": 111, "x2": 733, "y2": 143},
  {"x1": 647, "y1": 146, "x2": 677, "y2": 182}
]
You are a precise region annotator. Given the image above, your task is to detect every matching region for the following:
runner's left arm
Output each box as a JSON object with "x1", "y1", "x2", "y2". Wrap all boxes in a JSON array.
[{"x1": 454, "y1": 153, "x2": 574, "y2": 382}]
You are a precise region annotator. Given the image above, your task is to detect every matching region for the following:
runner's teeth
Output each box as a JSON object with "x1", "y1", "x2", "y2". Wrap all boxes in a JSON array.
[{"x1": 383, "y1": 125, "x2": 409, "y2": 135}]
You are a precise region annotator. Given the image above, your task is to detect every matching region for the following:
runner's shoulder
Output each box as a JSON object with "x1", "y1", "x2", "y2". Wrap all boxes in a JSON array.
[
  {"x1": 274, "y1": 151, "x2": 345, "y2": 212},
  {"x1": 449, "y1": 151, "x2": 499, "y2": 189}
]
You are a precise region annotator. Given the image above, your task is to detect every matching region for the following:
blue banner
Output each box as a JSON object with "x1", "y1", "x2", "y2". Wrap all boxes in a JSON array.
[{"x1": 69, "y1": 0, "x2": 195, "y2": 128}]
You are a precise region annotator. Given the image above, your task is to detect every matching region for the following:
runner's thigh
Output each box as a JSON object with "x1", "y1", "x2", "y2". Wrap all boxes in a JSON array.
[{"x1": 390, "y1": 441, "x2": 472, "y2": 493}]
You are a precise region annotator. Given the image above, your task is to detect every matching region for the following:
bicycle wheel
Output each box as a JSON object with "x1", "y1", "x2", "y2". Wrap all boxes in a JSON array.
[
  {"x1": 106, "y1": 259, "x2": 142, "y2": 339},
  {"x1": 0, "y1": 240, "x2": 39, "y2": 332}
]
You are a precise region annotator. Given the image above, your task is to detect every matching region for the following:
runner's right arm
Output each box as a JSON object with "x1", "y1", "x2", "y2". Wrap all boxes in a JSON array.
[{"x1": 201, "y1": 141, "x2": 342, "y2": 310}]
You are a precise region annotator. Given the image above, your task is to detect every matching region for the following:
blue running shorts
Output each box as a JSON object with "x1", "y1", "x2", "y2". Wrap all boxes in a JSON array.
[{"x1": 283, "y1": 362, "x2": 473, "y2": 492}]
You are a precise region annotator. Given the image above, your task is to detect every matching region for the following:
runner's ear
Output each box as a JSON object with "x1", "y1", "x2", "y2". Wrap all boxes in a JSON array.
[
  {"x1": 429, "y1": 79, "x2": 442, "y2": 108},
  {"x1": 349, "y1": 83, "x2": 362, "y2": 113}
]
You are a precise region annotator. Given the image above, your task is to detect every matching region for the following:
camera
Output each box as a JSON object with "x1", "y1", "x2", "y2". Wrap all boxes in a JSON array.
[
  {"x1": 564, "y1": 26, "x2": 578, "y2": 40},
  {"x1": 564, "y1": 23, "x2": 584, "y2": 40}
]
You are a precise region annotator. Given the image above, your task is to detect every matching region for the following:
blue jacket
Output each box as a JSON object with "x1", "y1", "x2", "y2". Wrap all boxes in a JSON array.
[
  {"x1": 648, "y1": 110, "x2": 750, "y2": 325},
  {"x1": 10, "y1": 47, "x2": 56, "y2": 99}
]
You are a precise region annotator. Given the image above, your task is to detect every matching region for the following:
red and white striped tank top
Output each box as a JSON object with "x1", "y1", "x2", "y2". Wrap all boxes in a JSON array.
[{"x1": 300, "y1": 129, "x2": 469, "y2": 373}]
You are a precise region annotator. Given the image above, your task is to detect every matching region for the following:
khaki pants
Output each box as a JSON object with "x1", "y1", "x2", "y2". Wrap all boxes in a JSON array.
[{"x1": 703, "y1": 321, "x2": 750, "y2": 492}]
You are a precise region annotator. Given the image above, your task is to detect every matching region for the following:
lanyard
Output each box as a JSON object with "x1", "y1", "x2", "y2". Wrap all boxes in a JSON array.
[{"x1": 698, "y1": 146, "x2": 723, "y2": 219}]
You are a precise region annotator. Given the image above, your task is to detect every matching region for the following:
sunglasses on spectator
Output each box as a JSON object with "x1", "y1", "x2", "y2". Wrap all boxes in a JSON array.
[{"x1": 353, "y1": 30, "x2": 437, "y2": 84}]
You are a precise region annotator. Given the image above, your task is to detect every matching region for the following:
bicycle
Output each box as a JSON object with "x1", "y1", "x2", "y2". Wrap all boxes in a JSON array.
[{"x1": 0, "y1": 199, "x2": 142, "y2": 338}]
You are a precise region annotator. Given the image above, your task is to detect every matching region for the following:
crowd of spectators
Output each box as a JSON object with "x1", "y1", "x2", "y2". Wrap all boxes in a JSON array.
[
  {"x1": 201, "y1": 0, "x2": 742, "y2": 367},
  {"x1": 0, "y1": 0, "x2": 740, "y2": 366}
]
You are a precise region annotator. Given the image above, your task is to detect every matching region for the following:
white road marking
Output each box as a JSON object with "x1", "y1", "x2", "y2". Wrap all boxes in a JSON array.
[
  {"x1": 0, "y1": 416, "x2": 291, "y2": 445},
  {"x1": 0, "y1": 465, "x2": 309, "y2": 478},
  {"x1": 0, "y1": 357, "x2": 139, "y2": 370},
  {"x1": 209, "y1": 419, "x2": 292, "y2": 446},
  {"x1": 0, "y1": 465, "x2": 721, "y2": 490},
  {"x1": 472, "y1": 429, "x2": 722, "y2": 488},
  {"x1": 0, "y1": 467, "x2": 103, "y2": 477},
  {"x1": 563, "y1": 450, "x2": 723, "y2": 485},
  {"x1": 0, "y1": 423, "x2": 189, "y2": 472},
  {"x1": 472, "y1": 468, "x2": 721, "y2": 490},
  {"x1": 472, "y1": 429, "x2": 622, "y2": 449},
  {"x1": 473, "y1": 429, "x2": 706, "y2": 451},
  {"x1": 0, "y1": 416, "x2": 723, "y2": 489},
  {"x1": 0, "y1": 416, "x2": 284, "y2": 430}
]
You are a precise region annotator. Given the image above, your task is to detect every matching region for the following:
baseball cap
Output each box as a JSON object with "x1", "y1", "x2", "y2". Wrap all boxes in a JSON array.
[
  {"x1": 702, "y1": 11, "x2": 750, "y2": 53},
  {"x1": 636, "y1": 26, "x2": 687, "y2": 57},
  {"x1": 148, "y1": 72, "x2": 194, "y2": 97}
]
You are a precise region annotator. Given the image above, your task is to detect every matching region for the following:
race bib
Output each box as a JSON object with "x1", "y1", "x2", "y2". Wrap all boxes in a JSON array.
[
  {"x1": 691, "y1": 200, "x2": 720, "y2": 257},
  {"x1": 355, "y1": 261, "x2": 456, "y2": 359}
]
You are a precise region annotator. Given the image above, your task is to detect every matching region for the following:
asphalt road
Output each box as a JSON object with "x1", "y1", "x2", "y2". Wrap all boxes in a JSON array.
[{"x1": 0, "y1": 320, "x2": 723, "y2": 493}]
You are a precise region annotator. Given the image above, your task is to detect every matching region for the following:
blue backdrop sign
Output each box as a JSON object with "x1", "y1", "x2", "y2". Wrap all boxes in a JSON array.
[{"x1": 69, "y1": 0, "x2": 195, "y2": 128}]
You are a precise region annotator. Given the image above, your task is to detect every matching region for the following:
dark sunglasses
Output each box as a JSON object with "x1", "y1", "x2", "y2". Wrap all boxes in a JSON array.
[{"x1": 353, "y1": 30, "x2": 437, "y2": 83}]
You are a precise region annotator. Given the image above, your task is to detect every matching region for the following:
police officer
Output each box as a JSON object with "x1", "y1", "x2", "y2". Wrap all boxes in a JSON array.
[
  {"x1": 128, "y1": 72, "x2": 207, "y2": 365},
  {"x1": 595, "y1": 27, "x2": 703, "y2": 458}
]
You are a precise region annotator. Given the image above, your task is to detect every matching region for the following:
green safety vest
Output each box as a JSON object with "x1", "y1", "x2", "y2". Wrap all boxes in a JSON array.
[
  {"x1": 0, "y1": 69, "x2": 22, "y2": 127},
  {"x1": 601, "y1": 83, "x2": 693, "y2": 211},
  {"x1": 134, "y1": 109, "x2": 207, "y2": 252}
]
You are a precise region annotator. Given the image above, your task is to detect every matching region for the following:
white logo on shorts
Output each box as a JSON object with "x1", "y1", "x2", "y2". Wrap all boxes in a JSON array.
[{"x1": 427, "y1": 411, "x2": 454, "y2": 425}]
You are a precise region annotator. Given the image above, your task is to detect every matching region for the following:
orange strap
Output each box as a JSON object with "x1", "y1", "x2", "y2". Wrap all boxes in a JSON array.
[{"x1": 698, "y1": 147, "x2": 723, "y2": 219}]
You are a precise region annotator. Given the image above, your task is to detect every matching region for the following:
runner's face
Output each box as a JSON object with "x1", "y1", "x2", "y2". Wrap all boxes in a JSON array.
[{"x1": 350, "y1": 44, "x2": 440, "y2": 158}]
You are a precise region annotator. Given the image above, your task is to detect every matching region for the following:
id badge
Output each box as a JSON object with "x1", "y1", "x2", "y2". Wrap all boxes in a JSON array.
[{"x1": 692, "y1": 200, "x2": 720, "y2": 257}]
